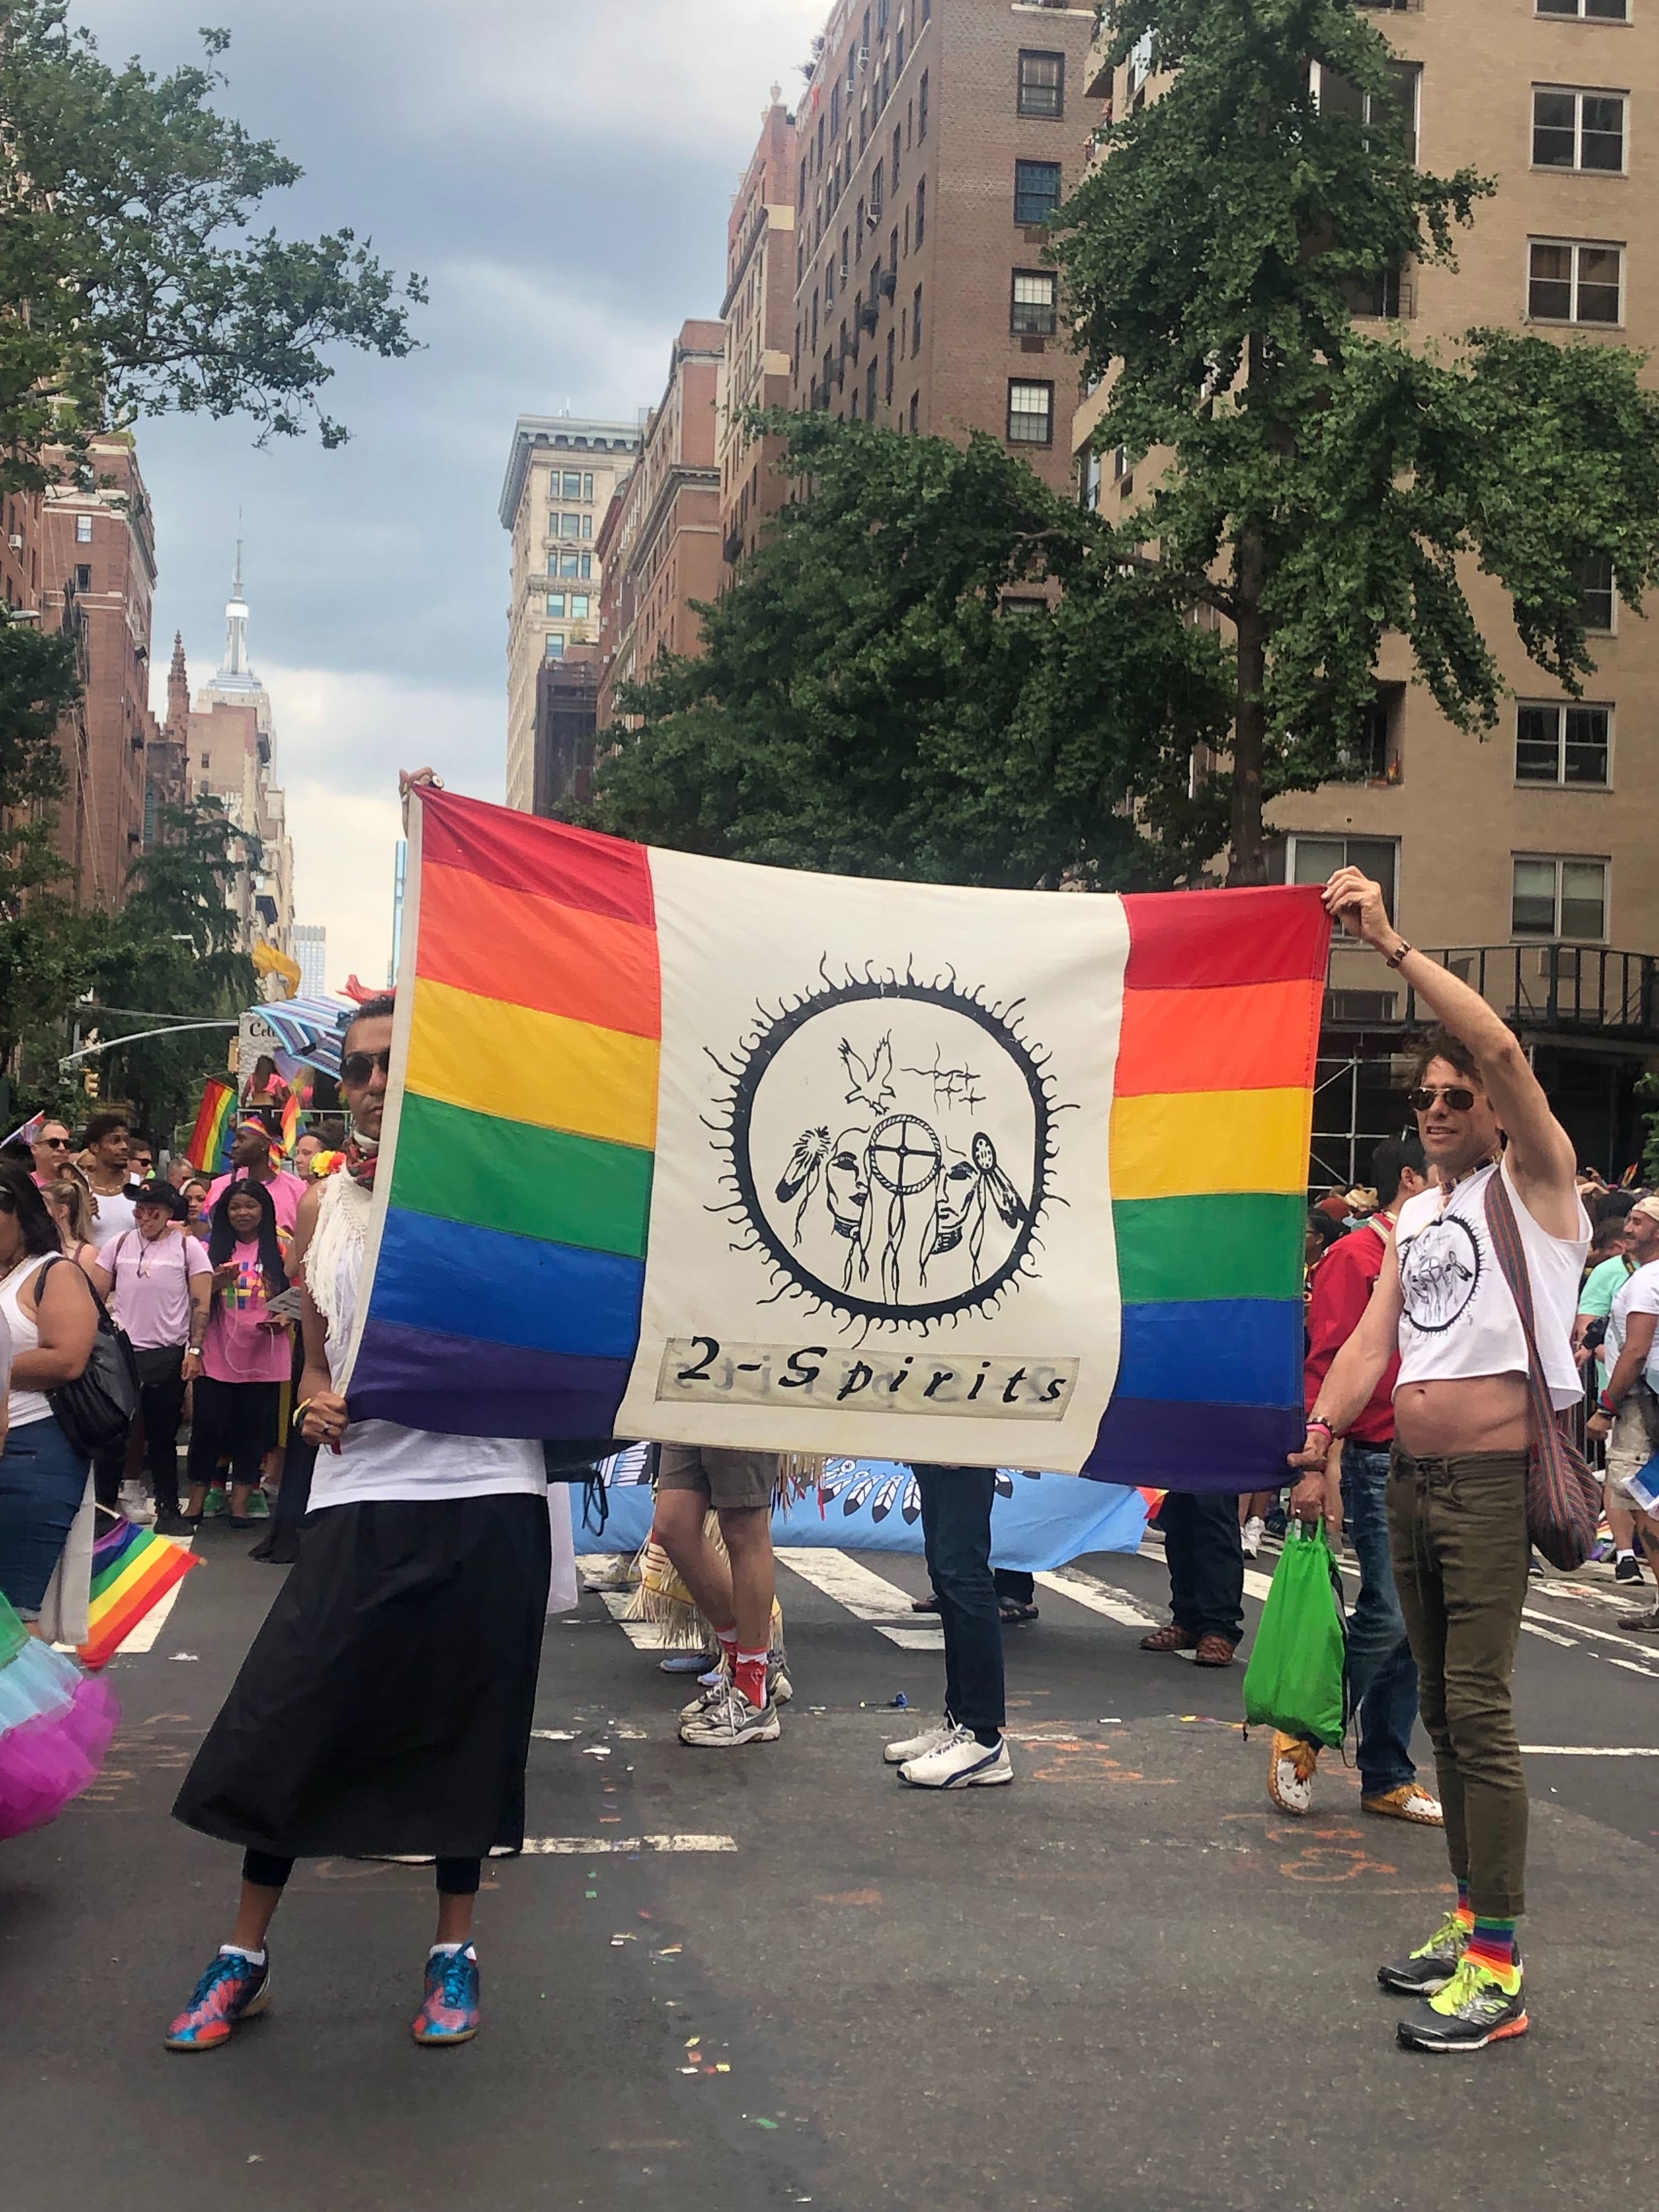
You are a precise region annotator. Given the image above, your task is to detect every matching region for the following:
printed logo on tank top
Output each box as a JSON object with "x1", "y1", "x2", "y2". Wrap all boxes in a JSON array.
[{"x1": 1398, "y1": 1211, "x2": 1483, "y2": 1334}]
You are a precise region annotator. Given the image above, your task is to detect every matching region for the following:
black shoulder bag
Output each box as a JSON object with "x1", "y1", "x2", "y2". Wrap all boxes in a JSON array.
[{"x1": 40, "y1": 1255, "x2": 142, "y2": 1457}]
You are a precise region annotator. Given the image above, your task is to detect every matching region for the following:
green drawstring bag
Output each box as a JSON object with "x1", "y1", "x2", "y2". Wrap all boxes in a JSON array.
[{"x1": 1242, "y1": 1521, "x2": 1348, "y2": 1748}]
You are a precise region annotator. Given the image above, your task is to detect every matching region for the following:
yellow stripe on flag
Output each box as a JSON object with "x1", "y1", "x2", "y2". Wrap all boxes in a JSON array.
[
  {"x1": 406, "y1": 978, "x2": 659, "y2": 1152},
  {"x1": 1110, "y1": 1087, "x2": 1313, "y2": 1199}
]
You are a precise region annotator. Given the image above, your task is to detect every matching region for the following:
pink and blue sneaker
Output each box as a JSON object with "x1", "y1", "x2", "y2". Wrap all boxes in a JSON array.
[
  {"x1": 164, "y1": 1947, "x2": 270, "y2": 2051},
  {"x1": 411, "y1": 1944, "x2": 479, "y2": 2046}
]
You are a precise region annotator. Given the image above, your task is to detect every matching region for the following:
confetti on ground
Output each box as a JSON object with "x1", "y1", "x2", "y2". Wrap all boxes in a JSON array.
[
  {"x1": 532, "y1": 1729, "x2": 579, "y2": 1741},
  {"x1": 715, "y1": 2063, "x2": 731, "y2": 2074},
  {"x1": 168, "y1": 1652, "x2": 199, "y2": 1662},
  {"x1": 585, "y1": 1890, "x2": 597, "y2": 1899},
  {"x1": 582, "y1": 1746, "x2": 612, "y2": 1759},
  {"x1": 753, "y1": 2117, "x2": 778, "y2": 2130}
]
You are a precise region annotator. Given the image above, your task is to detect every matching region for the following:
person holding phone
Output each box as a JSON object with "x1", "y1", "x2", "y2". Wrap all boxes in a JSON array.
[{"x1": 181, "y1": 1183, "x2": 291, "y2": 1530}]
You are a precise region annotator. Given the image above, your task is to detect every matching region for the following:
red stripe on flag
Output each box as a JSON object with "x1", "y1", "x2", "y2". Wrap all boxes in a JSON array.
[
  {"x1": 417, "y1": 788, "x2": 654, "y2": 929},
  {"x1": 1121, "y1": 886, "x2": 1330, "y2": 991}
]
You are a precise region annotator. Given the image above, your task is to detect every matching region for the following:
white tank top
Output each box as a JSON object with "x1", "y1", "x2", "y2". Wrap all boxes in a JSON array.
[
  {"x1": 0, "y1": 1253, "x2": 56, "y2": 1429},
  {"x1": 1394, "y1": 1157, "x2": 1589, "y2": 1410},
  {"x1": 304, "y1": 1175, "x2": 543, "y2": 1510}
]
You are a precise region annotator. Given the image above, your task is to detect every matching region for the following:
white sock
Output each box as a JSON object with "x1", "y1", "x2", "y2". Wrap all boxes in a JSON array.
[
  {"x1": 221, "y1": 1943, "x2": 265, "y2": 1965},
  {"x1": 1618, "y1": 1548, "x2": 1636, "y2": 1560},
  {"x1": 428, "y1": 1941, "x2": 472, "y2": 1959}
]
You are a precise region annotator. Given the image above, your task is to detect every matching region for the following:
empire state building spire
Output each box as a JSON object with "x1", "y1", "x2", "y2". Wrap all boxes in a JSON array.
[{"x1": 217, "y1": 533, "x2": 256, "y2": 690}]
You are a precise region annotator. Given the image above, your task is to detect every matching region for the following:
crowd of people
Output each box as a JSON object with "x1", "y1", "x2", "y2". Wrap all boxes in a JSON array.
[{"x1": 2, "y1": 855, "x2": 1657, "y2": 2064}]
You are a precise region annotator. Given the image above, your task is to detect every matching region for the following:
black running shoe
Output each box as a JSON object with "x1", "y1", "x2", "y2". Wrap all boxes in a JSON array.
[
  {"x1": 1396, "y1": 1957, "x2": 1528, "y2": 2053},
  {"x1": 1616, "y1": 1554, "x2": 1644, "y2": 1583},
  {"x1": 1377, "y1": 1908, "x2": 1466, "y2": 1996}
]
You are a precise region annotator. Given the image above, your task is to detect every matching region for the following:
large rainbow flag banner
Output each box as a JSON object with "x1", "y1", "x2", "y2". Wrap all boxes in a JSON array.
[{"x1": 343, "y1": 789, "x2": 1328, "y2": 1489}]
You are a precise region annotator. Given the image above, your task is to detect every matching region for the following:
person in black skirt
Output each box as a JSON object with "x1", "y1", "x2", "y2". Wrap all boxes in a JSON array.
[{"x1": 166, "y1": 992, "x2": 551, "y2": 2051}]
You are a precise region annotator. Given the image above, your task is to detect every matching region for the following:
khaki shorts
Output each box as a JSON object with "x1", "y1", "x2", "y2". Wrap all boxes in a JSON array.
[
  {"x1": 656, "y1": 1444, "x2": 777, "y2": 1513},
  {"x1": 1605, "y1": 1402, "x2": 1657, "y2": 1506}
]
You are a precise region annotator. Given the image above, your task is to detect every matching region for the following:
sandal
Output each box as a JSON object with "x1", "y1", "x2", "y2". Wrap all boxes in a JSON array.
[
  {"x1": 1138, "y1": 1622, "x2": 1198, "y2": 1654},
  {"x1": 910, "y1": 1593, "x2": 941, "y2": 1614},
  {"x1": 998, "y1": 1601, "x2": 1039, "y2": 1624}
]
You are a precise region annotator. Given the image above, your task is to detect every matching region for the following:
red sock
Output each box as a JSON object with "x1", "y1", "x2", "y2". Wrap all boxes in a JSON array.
[{"x1": 733, "y1": 1649, "x2": 769, "y2": 1707}]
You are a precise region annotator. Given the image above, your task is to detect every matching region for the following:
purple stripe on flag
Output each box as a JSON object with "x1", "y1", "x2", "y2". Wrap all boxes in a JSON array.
[
  {"x1": 349, "y1": 1318, "x2": 630, "y2": 1438},
  {"x1": 1082, "y1": 1395, "x2": 1303, "y2": 1494}
]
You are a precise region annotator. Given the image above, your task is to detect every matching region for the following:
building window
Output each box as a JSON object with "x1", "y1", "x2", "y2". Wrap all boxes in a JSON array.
[
  {"x1": 1533, "y1": 86, "x2": 1626, "y2": 170},
  {"x1": 910, "y1": 390, "x2": 920, "y2": 432},
  {"x1": 1576, "y1": 551, "x2": 1615, "y2": 631},
  {"x1": 561, "y1": 471, "x2": 582, "y2": 498},
  {"x1": 571, "y1": 593, "x2": 590, "y2": 619},
  {"x1": 584, "y1": 471, "x2": 595, "y2": 500},
  {"x1": 75, "y1": 514, "x2": 93, "y2": 543},
  {"x1": 1014, "y1": 160, "x2": 1063, "y2": 225},
  {"x1": 893, "y1": 122, "x2": 901, "y2": 188},
  {"x1": 918, "y1": 68, "x2": 929, "y2": 140},
  {"x1": 1345, "y1": 261, "x2": 1410, "y2": 319},
  {"x1": 866, "y1": 358, "x2": 879, "y2": 415},
  {"x1": 1512, "y1": 855, "x2": 1607, "y2": 938},
  {"x1": 1002, "y1": 597, "x2": 1049, "y2": 616},
  {"x1": 1288, "y1": 835, "x2": 1399, "y2": 920},
  {"x1": 558, "y1": 512, "x2": 580, "y2": 538},
  {"x1": 896, "y1": 25, "x2": 905, "y2": 72},
  {"x1": 1312, "y1": 59, "x2": 1419, "y2": 165},
  {"x1": 580, "y1": 514, "x2": 593, "y2": 539},
  {"x1": 1007, "y1": 379, "x2": 1054, "y2": 444},
  {"x1": 912, "y1": 283, "x2": 923, "y2": 351},
  {"x1": 75, "y1": 563, "x2": 91, "y2": 590},
  {"x1": 1081, "y1": 450, "x2": 1103, "y2": 510},
  {"x1": 1017, "y1": 50, "x2": 1065, "y2": 119},
  {"x1": 580, "y1": 552, "x2": 592, "y2": 579},
  {"x1": 1528, "y1": 238, "x2": 1623, "y2": 323},
  {"x1": 1515, "y1": 701, "x2": 1611, "y2": 785},
  {"x1": 921, "y1": 0, "x2": 929, "y2": 20},
  {"x1": 915, "y1": 175, "x2": 926, "y2": 246},
  {"x1": 871, "y1": 160, "x2": 884, "y2": 218},
  {"x1": 1538, "y1": 0, "x2": 1628, "y2": 16},
  {"x1": 885, "y1": 327, "x2": 896, "y2": 401},
  {"x1": 1011, "y1": 269, "x2": 1057, "y2": 334},
  {"x1": 559, "y1": 552, "x2": 580, "y2": 577},
  {"x1": 545, "y1": 634, "x2": 565, "y2": 659},
  {"x1": 546, "y1": 592, "x2": 566, "y2": 617}
]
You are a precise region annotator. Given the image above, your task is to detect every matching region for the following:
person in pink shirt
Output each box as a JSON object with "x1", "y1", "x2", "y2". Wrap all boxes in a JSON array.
[
  {"x1": 92, "y1": 1182, "x2": 213, "y2": 1534},
  {"x1": 183, "y1": 1182, "x2": 292, "y2": 1530},
  {"x1": 208, "y1": 1118, "x2": 307, "y2": 1236}
]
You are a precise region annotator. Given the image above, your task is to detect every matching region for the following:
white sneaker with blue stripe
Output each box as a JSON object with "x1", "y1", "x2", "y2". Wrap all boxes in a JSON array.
[{"x1": 898, "y1": 1724, "x2": 1013, "y2": 1789}]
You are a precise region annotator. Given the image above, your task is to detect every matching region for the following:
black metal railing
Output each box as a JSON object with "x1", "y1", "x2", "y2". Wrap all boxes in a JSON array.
[{"x1": 1323, "y1": 944, "x2": 1659, "y2": 1042}]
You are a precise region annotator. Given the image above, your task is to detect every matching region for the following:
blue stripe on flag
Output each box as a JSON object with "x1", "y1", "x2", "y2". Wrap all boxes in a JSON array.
[
  {"x1": 1118, "y1": 1298, "x2": 1305, "y2": 1410},
  {"x1": 370, "y1": 1207, "x2": 644, "y2": 1361}
]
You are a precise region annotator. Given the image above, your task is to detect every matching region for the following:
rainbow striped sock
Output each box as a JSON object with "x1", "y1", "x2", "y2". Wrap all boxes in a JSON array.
[
  {"x1": 1465, "y1": 1916, "x2": 1520, "y2": 1987},
  {"x1": 1454, "y1": 1882, "x2": 1474, "y2": 1932}
]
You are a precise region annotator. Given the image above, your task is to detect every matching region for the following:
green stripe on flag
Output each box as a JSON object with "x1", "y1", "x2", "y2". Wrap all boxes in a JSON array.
[
  {"x1": 391, "y1": 1090, "x2": 654, "y2": 1259},
  {"x1": 1114, "y1": 1191, "x2": 1306, "y2": 1305}
]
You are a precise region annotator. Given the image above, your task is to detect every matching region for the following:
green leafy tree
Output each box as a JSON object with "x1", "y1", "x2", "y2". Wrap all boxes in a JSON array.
[
  {"x1": 0, "y1": 1, "x2": 425, "y2": 493},
  {"x1": 590, "y1": 413, "x2": 1232, "y2": 889},
  {"x1": 1052, "y1": 0, "x2": 1659, "y2": 881},
  {"x1": 94, "y1": 797, "x2": 258, "y2": 1137}
]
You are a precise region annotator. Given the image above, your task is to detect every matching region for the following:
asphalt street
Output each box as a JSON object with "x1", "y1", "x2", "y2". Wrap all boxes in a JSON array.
[{"x1": 4, "y1": 1514, "x2": 1657, "y2": 2212}]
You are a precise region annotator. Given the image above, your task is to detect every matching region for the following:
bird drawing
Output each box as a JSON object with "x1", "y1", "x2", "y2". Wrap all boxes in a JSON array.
[{"x1": 839, "y1": 1032, "x2": 895, "y2": 1113}]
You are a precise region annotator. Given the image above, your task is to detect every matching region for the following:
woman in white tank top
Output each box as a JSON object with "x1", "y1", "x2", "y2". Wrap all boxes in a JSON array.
[{"x1": 0, "y1": 1164, "x2": 99, "y2": 1621}]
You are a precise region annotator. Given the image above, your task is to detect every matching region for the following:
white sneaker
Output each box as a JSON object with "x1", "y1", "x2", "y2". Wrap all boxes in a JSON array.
[
  {"x1": 678, "y1": 1653, "x2": 790, "y2": 1719},
  {"x1": 1242, "y1": 1516, "x2": 1265, "y2": 1558},
  {"x1": 658, "y1": 1651, "x2": 712, "y2": 1675},
  {"x1": 883, "y1": 1716, "x2": 956, "y2": 1765},
  {"x1": 679, "y1": 1685, "x2": 781, "y2": 1747},
  {"x1": 898, "y1": 1725, "x2": 1013, "y2": 1789}
]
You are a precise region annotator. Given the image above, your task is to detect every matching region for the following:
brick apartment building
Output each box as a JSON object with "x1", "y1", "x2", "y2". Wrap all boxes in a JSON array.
[
  {"x1": 531, "y1": 643, "x2": 601, "y2": 816},
  {"x1": 1073, "y1": 3, "x2": 1659, "y2": 1177},
  {"x1": 40, "y1": 438, "x2": 161, "y2": 908},
  {"x1": 789, "y1": 0, "x2": 1102, "y2": 496},
  {"x1": 595, "y1": 320, "x2": 726, "y2": 730},
  {"x1": 719, "y1": 95, "x2": 799, "y2": 572},
  {"x1": 499, "y1": 415, "x2": 642, "y2": 811}
]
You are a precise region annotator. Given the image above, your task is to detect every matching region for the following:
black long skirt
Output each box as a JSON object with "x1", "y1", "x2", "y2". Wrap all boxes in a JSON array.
[{"x1": 174, "y1": 1492, "x2": 551, "y2": 1860}]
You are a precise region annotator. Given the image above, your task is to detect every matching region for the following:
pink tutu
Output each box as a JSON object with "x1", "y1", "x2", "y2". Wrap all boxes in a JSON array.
[{"x1": 0, "y1": 1595, "x2": 121, "y2": 1842}]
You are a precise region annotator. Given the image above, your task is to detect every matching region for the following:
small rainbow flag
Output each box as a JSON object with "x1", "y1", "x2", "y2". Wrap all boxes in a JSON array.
[
  {"x1": 343, "y1": 791, "x2": 1326, "y2": 1490},
  {"x1": 78, "y1": 1519, "x2": 200, "y2": 1670},
  {"x1": 280, "y1": 1088, "x2": 301, "y2": 1157},
  {"x1": 185, "y1": 1076, "x2": 235, "y2": 1175}
]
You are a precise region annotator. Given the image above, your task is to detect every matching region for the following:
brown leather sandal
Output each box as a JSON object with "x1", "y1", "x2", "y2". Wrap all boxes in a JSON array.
[{"x1": 1138, "y1": 1622, "x2": 1199, "y2": 1654}]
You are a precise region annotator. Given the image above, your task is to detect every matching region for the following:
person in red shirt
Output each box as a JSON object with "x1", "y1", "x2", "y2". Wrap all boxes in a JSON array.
[{"x1": 1268, "y1": 1138, "x2": 1443, "y2": 1827}]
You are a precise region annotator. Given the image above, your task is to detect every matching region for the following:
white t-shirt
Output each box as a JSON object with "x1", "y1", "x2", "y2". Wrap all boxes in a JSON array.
[
  {"x1": 88, "y1": 1187, "x2": 139, "y2": 1243},
  {"x1": 1394, "y1": 1156, "x2": 1590, "y2": 1410},
  {"x1": 304, "y1": 1174, "x2": 543, "y2": 1510},
  {"x1": 1607, "y1": 1259, "x2": 1659, "y2": 1394}
]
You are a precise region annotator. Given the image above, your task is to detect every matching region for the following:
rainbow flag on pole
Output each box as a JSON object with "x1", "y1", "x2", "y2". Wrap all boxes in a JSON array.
[
  {"x1": 343, "y1": 790, "x2": 1327, "y2": 1490},
  {"x1": 78, "y1": 1519, "x2": 200, "y2": 1670},
  {"x1": 185, "y1": 1076, "x2": 235, "y2": 1175}
]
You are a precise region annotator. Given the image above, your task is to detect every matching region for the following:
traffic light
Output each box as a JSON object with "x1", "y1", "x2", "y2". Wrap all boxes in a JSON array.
[{"x1": 82, "y1": 1068, "x2": 99, "y2": 1097}]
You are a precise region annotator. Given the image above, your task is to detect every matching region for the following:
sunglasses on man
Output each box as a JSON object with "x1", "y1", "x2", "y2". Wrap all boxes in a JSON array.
[
  {"x1": 38, "y1": 1136, "x2": 71, "y2": 1150},
  {"x1": 1406, "y1": 1084, "x2": 1477, "y2": 1114},
  {"x1": 340, "y1": 1048, "x2": 393, "y2": 1086}
]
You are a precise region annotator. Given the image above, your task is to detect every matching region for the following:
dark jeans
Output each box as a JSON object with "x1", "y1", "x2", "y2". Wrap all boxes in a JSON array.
[
  {"x1": 242, "y1": 1849, "x2": 481, "y2": 1897},
  {"x1": 994, "y1": 1569, "x2": 1035, "y2": 1605},
  {"x1": 913, "y1": 1464, "x2": 1005, "y2": 1734},
  {"x1": 94, "y1": 1343, "x2": 186, "y2": 1514},
  {"x1": 1161, "y1": 1488, "x2": 1244, "y2": 1643},
  {"x1": 186, "y1": 1376, "x2": 280, "y2": 1491},
  {"x1": 1388, "y1": 1447, "x2": 1531, "y2": 1919},
  {"x1": 0, "y1": 1414, "x2": 89, "y2": 1617},
  {"x1": 1341, "y1": 1442, "x2": 1419, "y2": 1796}
]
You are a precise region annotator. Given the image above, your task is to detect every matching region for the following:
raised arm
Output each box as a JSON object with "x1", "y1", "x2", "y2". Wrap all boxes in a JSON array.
[{"x1": 1323, "y1": 868, "x2": 1579, "y2": 1235}]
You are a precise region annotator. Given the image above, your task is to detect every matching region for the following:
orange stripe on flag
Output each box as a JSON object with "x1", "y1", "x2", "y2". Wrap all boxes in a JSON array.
[
  {"x1": 417, "y1": 859, "x2": 661, "y2": 1041},
  {"x1": 1114, "y1": 978, "x2": 1323, "y2": 1098}
]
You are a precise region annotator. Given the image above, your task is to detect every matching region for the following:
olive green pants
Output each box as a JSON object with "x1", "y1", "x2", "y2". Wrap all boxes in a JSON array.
[{"x1": 1387, "y1": 1447, "x2": 1532, "y2": 1918}]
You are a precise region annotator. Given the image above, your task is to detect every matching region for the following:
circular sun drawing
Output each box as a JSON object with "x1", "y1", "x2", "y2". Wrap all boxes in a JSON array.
[{"x1": 705, "y1": 967, "x2": 1064, "y2": 1329}]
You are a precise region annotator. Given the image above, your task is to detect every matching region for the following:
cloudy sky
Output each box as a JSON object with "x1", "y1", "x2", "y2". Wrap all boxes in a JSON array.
[{"x1": 81, "y1": 0, "x2": 824, "y2": 990}]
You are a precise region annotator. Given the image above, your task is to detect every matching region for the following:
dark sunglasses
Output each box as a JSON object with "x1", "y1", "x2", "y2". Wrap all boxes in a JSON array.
[
  {"x1": 38, "y1": 1136, "x2": 71, "y2": 1149},
  {"x1": 1407, "y1": 1084, "x2": 1477, "y2": 1114},
  {"x1": 340, "y1": 1048, "x2": 393, "y2": 1086}
]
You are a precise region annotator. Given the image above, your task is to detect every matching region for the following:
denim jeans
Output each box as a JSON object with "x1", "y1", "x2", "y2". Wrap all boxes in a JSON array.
[
  {"x1": 1161, "y1": 1489, "x2": 1244, "y2": 1643},
  {"x1": 0, "y1": 1413, "x2": 91, "y2": 1617},
  {"x1": 912, "y1": 1464, "x2": 1005, "y2": 1734},
  {"x1": 1340, "y1": 1442, "x2": 1419, "y2": 1797}
]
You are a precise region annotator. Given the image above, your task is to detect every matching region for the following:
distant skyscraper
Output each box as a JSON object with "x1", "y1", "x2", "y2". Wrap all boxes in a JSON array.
[
  {"x1": 293, "y1": 923, "x2": 328, "y2": 998},
  {"x1": 190, "y1": 541, "x2": 295, "y2": 960}
]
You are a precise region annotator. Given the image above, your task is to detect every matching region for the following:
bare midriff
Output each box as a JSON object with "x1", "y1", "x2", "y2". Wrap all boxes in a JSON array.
[{"x1": 1392, "y1": 1373, "x2": 1532, "y2": 1460}]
